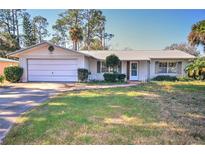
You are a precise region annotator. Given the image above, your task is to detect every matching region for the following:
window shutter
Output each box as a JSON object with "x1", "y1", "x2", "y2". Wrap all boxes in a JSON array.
[
  {"x1": 97, "y1": 61, "x2": 101, "y2": 73},
  {"x1": 177, "y1": 62, "x2": 182, "y2": 74},
  {"x1": 118, "y1": 61, "x2": 122, "y2": 73}
]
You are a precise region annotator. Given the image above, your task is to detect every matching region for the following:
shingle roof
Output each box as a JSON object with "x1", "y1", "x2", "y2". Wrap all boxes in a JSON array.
[
  {"x1": 7, "y1": 41, "x2": 196, "y2": 60},
  {"x1": 0, "y1": 57, "x2": 19, "y2": 63},
  {"x1": 78, "y1": 50, "x2": 196, "y2": 60}
]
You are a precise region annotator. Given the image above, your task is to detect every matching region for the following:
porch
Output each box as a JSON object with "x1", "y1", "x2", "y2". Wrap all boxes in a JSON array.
[{"x1": 88, "y1": 60, "x2": 150, "y2": 82}]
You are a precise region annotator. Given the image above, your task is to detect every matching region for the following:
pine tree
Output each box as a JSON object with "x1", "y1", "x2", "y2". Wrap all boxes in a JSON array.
[
  {"x1": 0, "y1": 32, "x2": 19, "y2": 57},
  {"x1": 32, "y1": 16, "x2": 49, "y2": 43},
  {"x1": 22, "y1": 13, "x2": 37, "y2": 47}
]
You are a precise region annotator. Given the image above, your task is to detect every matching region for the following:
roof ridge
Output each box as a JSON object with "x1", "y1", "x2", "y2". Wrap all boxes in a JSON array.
[{"x1": 79, "y1": 49, "x2": 185, "y2": 52}]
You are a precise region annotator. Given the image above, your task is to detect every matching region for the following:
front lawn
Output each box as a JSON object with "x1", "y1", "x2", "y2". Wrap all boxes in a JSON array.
[{"x1": 3, "y1": 81, "x2": 205, "y2": 144}]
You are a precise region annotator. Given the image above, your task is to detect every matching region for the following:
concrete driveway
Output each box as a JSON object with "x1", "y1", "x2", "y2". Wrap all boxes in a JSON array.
[{"x1": 0, "y1": 83, "x2": 72, "y2": 143}]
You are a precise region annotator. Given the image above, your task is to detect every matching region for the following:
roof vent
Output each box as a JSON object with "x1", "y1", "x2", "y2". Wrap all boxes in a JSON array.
[{"x1": 48, "y1": 45, "x2": 54, "y2": 54}]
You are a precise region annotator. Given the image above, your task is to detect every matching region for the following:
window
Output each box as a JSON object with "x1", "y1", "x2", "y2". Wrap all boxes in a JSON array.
[
  {"x1": 168, "y1": 62, "x2": 177, "y2": 73},
  {"x1": 158, "y1": 62, "x2": 167, "y2": 73},
  {"x1": 98, "y1": 61, "x2": 121, "y2": 73},
  {"x1": 155, "y1": 61, "x2": 180, "y2": 74},
  {"x1": 101, "y1": 61, "x2": 108, "y2": 73}
]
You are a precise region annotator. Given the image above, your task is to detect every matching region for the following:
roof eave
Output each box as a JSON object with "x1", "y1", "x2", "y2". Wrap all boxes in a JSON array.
[
  {"x1": 0, "y1": 59, "x2": 19, "y2": 63},
  {"x1": 6, "y1": 41, "x2": 88, "y2": 57},
  {"x1": 7, "y1": 41, "x2": 49, "y2": 57},
  {"x1": 150, "y1": 57, "x2": 196, "y2": 60}
]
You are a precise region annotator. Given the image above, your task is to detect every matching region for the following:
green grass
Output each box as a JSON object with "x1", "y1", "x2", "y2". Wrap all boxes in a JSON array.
[{"x1": 3, "y1": 81, "x2": 205, "y2": 144}]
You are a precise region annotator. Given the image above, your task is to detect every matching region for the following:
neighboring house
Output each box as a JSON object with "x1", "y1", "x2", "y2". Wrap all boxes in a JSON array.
[
  {"x1": 0, "y1": 57, "x2": 19, "y2": 75},
  {"x1": 8, "y1": 41, "x2": 195, "y2": 82}
]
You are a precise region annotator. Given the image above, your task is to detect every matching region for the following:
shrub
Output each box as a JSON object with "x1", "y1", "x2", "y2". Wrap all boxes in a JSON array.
[
  {"x1": 185, "y1": 57, "x2": 205, "y2": 80},
  {"x1": 105, "y1": 54, "x2": 120, "y2": 73},
  {"x1": 116, "y1": 73, "x2": 126, "y2": 82},
  {"x1": 78, "y1": 68, "x2": 89, "y2": 82},
  {"x1": 103, "y1": 73, "x2": 126, "y2": 82},
  {"x1": 4, "y1": 66, "x2": 23, "y2": 83},
  {"x1": 177, "y1": 76, "x2": 194, "y2": 81},
  {"x1": 201, "y1": 72, "x2": 205, "y2": 80},
  {"x1": 103, "y1": 73, "x2": 117, "y2": 82},
  {"x1": 152, "y1": 75, "x2": 178, "y2": 81},
  {"x1": 0, "y1": 75, "x2": 4, "y2": 84}
]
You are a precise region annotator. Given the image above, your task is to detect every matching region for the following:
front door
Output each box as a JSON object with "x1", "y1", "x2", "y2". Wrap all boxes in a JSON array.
[{"x1": 130, "y1": 62, "x2": 138, "y2": 80}]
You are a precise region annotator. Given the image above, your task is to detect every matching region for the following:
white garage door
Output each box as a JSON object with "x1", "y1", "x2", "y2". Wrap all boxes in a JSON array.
[{"x1": 28, "y1": 59, "x2": 78, "y2": 82}]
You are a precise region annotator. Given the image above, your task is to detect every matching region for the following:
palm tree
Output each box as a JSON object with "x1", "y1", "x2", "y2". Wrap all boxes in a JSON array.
[
  {"x1": 188, "y1": 20, "x2": 205, "y2": 54},
  {"x1": 69, "y1": 26, "x2": 83, "y2": 51},
  {"x1": 185, "y1": 57, "x2": 205, "y2": 80}
]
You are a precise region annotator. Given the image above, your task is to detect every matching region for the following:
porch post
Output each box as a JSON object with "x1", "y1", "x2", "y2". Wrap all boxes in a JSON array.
[
  {"x1": 147, "y1": 60, "x2": 151, "y2": 81},
  {"x1": 127, "y1": 61, "x2": 130, "y2": 80}
]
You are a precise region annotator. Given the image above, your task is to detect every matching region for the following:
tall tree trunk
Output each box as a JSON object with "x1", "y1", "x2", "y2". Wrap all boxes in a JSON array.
[
  {"x1": 12, "y1": 9, "x2": 15, "y2": 35},
  {"x1": 100, "y1": 27, "x2": 103, "y2": 49},
  {"x1": 75, "y1": 12, "x2": 78, "y2": 26},
  {"x1": 5, "y1": 12, "x2": 11, "y2": 34},
  {"x1": 101, "y1": 21, "x2": 105, "y2": 50},
  {"x1": 75, "y1": 41, "x2": 77, "y2": 51},
  {"x1": 87, "y1": 25, "x2": 90, "y2": 50},
  {"x1": 86, "y1": 20, "x2": 89, "y2": 50},
  {"x1": 102, "y1": 23, "x2": 105, "y2": 50},
  {"x1": 103, "y1": 33, "x2": 106, "y2": 50},
  {"x1": 32, "y1": 23, "x2": 37, "y2": 43},
  {"x1": 73, "y1": 41, "x2": 77, "y2": 51},
  {"x1": 86, "y1": 10, "x2": 91, "y2": 50},
  {"x1": 15, "y1": 10, "x2": 20, "y2": 45}
]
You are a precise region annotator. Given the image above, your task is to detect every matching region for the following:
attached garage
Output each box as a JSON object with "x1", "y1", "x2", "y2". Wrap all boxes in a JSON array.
[
  {"x1": 6, "y1": 41, "x2": 89, "y2": 82},
  {"x1": 27, "y1": 59, "x2": 78, "y2": 82}
]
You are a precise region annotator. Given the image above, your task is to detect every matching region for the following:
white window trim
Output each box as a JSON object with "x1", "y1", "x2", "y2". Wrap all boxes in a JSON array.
[
  {"x1": 100, "y1": 61, "x2": 121, "y2": 73},
  {"x1": 167, "y1": 62, "x2": 177, "y2": 74},
  {"x1": 155, "y1": 61, "x2": 181, "y2": 75},
  {"x1": 101, "y1": 61, "x2": 108, "y2": 73}
]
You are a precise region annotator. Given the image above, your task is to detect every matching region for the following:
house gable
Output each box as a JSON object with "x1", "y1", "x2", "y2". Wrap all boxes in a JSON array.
[{"x1": 9, "y1": 42, "x2": 84, "y2": 58}]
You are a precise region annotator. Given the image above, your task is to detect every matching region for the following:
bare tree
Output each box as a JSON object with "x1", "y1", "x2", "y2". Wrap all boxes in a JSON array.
[{"x1": 164, "y1": 43, "x2": 199, "y2": 56}]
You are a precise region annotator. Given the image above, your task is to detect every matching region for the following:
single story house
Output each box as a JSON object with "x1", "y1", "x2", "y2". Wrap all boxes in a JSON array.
[
  {"x1": 0, "y1": 57, "x2": 19, "y2": 75},
  {"x1": 8, "y1": 41, "x2": 195, "y2": 82}
]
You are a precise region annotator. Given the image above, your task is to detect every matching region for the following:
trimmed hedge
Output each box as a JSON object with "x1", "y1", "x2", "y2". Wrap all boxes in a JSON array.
[
  {"x1": 78, "y1": 68, "x2": 89, "y2": 82},
  {"x1": 4, "y1": 66, "x2": 23, "y2": 83},
  {"x1": 116, "y1": 74, "x2": 126, "y2": 82},
  {"x1": 152, "y1": 75, "x2": 178, "y2": 81},
  {"x1": 103, "y1": 73, "x2": 126, "y2": 82},
  {"x1": 103, "y1": 73, "x2": 117, "y2": 82}
]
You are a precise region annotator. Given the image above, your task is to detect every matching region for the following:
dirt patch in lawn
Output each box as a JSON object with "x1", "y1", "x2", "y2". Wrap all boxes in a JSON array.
[{"x1": 3, "y1": 81, "x2": 205, "y2": 144}]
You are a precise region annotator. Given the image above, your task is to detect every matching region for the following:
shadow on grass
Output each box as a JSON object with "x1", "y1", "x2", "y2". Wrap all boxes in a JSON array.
[{"x1": 3, "y1": 81, "x2": 205, "y2": 144}]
